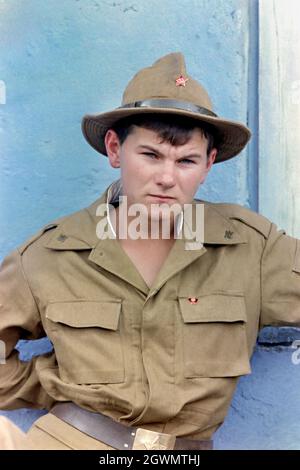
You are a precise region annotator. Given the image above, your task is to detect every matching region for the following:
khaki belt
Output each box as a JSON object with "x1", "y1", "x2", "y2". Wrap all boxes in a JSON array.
[{"x1": 50, "y1": 403, "x2": 213, "y2": 450}]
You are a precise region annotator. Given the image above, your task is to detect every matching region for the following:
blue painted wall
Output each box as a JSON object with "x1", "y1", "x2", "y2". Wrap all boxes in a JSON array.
[{"x1": 1, "y1": 0, "x2": 299, "y2": 449}]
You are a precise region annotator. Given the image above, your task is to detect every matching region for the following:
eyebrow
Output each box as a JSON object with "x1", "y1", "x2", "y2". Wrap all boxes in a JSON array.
[{"x1": 137, "y1": 145, "x2": 204, "y2": 160}]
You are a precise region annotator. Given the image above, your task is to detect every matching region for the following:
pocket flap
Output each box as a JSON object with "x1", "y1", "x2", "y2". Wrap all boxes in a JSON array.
[
  {"x1": 46, "y1": 300, "x2": 122, "y2": 330},
  {"x1": 178, "y1": 294, "x2": 247, "y2": 323}
]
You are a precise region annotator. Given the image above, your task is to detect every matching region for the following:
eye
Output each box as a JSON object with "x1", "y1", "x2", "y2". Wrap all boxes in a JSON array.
[
  {"x1": 142, "y1": 152, "x2": 158, "y2": 159},
  {"x1": 178, "y1": 159, "x2": 195, "y2": 164}
]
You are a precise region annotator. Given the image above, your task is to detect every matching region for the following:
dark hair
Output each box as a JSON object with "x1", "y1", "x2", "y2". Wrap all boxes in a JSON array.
[{"x1": 112, "y1": 113, "x2": 217, "y2": 157}]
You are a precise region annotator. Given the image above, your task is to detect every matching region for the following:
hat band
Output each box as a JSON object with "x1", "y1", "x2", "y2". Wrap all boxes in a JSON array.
[{"x1": 120, "y1": 99, "x2": 217, "y2": 117}]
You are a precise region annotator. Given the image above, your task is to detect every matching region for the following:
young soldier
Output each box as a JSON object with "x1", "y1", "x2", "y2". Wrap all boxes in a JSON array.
[{"x1": 1, "y1": 52, "x2": 299, "y2": 450}]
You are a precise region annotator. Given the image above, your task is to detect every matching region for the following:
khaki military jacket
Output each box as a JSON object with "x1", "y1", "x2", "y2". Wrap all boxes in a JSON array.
[{"x1": 1, "y1": 179, "x2": 300, "y2": 440}]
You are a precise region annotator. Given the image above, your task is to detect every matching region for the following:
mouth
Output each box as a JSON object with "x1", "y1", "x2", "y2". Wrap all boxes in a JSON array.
[{"x1": 148, "y1": 194, "x2": 175, "y2": 200}]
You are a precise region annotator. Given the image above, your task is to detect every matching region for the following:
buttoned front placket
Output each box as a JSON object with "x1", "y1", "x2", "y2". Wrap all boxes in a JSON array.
[
  {"x1": 87, "y1": 212, "x2": 208, "y2": 423},
  {"x1": 86, "y1": 181, "x2": 214, "y2": 424}
]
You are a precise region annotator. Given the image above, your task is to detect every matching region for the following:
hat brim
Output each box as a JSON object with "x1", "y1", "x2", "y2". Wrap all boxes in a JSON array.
[{"x1": 81, "y1": 107, "x2": 251, "y2": 164}]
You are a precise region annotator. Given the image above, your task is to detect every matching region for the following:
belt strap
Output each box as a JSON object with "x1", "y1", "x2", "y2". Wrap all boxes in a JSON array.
[{"x1": 50, "y1": 403, "x2": 213, "y2": 450}]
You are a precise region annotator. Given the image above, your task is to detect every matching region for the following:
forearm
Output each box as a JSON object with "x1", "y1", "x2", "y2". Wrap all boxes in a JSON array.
[
  {"x1": 0, "y1": 249, "x2": 54, "y2": 410},
  {"x1": 0, "y1": 349, "x2": 54, "y2": 410}
]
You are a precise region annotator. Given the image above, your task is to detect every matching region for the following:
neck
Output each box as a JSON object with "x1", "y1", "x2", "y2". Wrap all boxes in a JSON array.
[{"x1": 112, "y1": 204, "x2": 177, "y2": 242}]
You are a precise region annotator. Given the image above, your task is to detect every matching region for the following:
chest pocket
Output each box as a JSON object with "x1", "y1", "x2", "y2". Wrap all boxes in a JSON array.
[
  {"x1": 45, "y1": 300, "x2": 124, "y2": 384},
  {"x1": 178, "y1": 294, "x2": 251, "y2": 378}
]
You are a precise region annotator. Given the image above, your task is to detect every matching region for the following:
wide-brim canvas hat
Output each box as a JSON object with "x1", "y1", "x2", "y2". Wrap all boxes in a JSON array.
[{"x1": 81, "y1": 52, "x2": 251, "y2": 163}]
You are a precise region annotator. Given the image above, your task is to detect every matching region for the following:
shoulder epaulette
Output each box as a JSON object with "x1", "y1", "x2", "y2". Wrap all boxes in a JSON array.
[
  {"x1": 18, "y1": 218, "x2": 65, "y2": 255},
  {"x1": 216, "y1": 203, "x2": 272, "y2": 238},
  {"x1": 196, "y1": 199, "x2": 272, "y2": 239}
]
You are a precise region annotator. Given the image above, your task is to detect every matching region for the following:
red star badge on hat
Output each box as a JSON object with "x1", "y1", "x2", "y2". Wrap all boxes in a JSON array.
[{"x1": 175, "y1": 75, "x2": 189, "y2": 87}]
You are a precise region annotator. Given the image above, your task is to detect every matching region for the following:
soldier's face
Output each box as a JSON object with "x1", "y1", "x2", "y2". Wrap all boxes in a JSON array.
[{"x1": 106, "y1": 125, "x2": 217, "y2": 212}]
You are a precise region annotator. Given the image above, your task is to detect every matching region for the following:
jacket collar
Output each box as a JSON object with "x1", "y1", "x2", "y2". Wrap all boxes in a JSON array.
[
  {"x1": 44, "y1": 180, "x2": 247, "y2": 295},
  {"x1": 44, "y1": 178, "x2": 247, "y2": 251}
]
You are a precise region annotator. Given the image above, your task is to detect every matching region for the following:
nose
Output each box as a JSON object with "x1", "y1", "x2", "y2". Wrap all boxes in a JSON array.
[{"x1": 154, "y1": 161, "x2": 176, "y2": 188}]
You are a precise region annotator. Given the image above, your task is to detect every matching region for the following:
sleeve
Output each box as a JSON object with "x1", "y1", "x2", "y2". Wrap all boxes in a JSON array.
[
  {"x1": 0, "y1": 249, "x2": 54, "y2": 410},
  {"x1": 260, "y1": 222, "x2": 300, "y2": 327}
]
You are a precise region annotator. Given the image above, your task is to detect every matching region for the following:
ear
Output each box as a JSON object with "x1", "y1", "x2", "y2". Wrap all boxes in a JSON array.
[
  {"x1": 104, "y1": 129, "x2": 121, "y2": 168},
  {"x1": 207, "y1": 147, "x2": 217, "y2": 169},
  {"x1": 199, "y1": 148, "x2": 217, "y2": 184}
]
